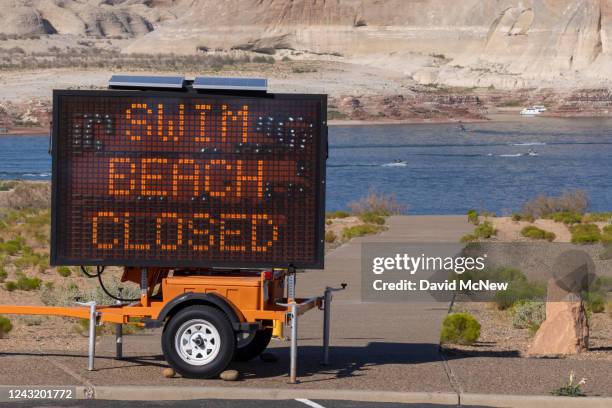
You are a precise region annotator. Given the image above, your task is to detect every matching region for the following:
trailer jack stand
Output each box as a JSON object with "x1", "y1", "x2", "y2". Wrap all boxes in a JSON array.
[
  {"x1": 321, "y1": 283, "x2": 347, "y2": 366},
  {"x1": 277, "y1": 283, "x2": 347, "y2": 384},
  {"x1": 76, "y1": 301, "x2": 98, "y2": 371}
]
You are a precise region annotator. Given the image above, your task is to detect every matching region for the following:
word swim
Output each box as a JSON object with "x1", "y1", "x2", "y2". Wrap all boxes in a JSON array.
[
  {"x1": 92, "y1": 212, "x2": 279, "y2": 253},
  {"x1": 125, "y1": 102, "x2": 250, "y2": 143}
]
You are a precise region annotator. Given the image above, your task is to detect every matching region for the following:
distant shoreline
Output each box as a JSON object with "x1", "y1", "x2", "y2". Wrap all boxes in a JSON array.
[{"x1": 1, "y1": 112, "x2": 608, "y2": 136}]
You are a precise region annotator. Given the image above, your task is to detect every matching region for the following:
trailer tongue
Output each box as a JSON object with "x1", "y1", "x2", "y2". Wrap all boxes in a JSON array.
[{"x1": 0, "y1": 76, "x2": 345, "y2": 383}]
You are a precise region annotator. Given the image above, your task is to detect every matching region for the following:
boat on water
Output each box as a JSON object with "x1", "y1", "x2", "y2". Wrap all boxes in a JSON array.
[
  {"x1": 520, "y1": 105, "x2": 547, "y2": 115},
  {"x1": 383, "y1": 160, "x2": 408, "y2": 167}
]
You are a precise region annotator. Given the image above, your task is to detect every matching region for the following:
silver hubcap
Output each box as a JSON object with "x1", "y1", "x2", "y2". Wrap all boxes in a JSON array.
[{"x1": 175, "y1": 319, "x2": 221, "y2": 366}]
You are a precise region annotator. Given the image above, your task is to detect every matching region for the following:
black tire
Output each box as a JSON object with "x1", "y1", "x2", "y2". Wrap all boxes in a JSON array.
[
  {"x1": 162, "y1": 305, "x2": 235, "y2": 379},
  {"x1": 234, "y1": 328, "x2": 273, "y2": 361}
]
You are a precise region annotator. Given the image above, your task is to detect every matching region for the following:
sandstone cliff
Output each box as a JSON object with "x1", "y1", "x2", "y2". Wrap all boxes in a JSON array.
[{"x1": 1, "y1": 0, "x2": 611, "y2": 89}]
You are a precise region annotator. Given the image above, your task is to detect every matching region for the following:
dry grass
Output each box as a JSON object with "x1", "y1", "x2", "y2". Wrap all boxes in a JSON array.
[
  {"x1": 348, "y1": 188, "x2": 407, "y2": 216},
  {"x1": 0, "y1": 182, "x2": 50, "y2": 209},
  {"x1": 522, "y1": 190, "x2": 589, "y2": 218}
]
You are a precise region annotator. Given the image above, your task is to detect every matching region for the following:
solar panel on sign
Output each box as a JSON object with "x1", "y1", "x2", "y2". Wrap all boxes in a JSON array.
[
  {"x1": 193, "y1": 77, "x2": 267, "y2": 91},
  {"x1": 109, "y1": 75, "x2": 185, "y2": 89}
]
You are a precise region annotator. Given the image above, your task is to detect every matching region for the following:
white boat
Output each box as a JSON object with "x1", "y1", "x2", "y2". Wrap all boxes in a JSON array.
[
  {"x1": 520, "y1": 107, "x2": 542, "y2": 115},
  {"x1": 382, "y1": 160, "x2": 408, "y2": 167},
  {"x1": 520, "y1": 105, "x2": 547, "y2": 115}
]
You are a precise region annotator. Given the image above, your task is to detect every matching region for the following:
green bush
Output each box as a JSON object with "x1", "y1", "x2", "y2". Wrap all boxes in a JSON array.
[
  {"x1": 521, "y1": 225, "x2": 556, "y2": 242},
  {"x1": 440, "y1": 313, "x2": 481, "y2": 345},
  {"x1": 0, "y1": 267, "x2": 6, "y2": 283},
  {"x1": 0, "y1": 316, "x2": 12, "y2": 338},
  {"x1": 551, "y1": 211, "x2": 583, "y2": 225},
  {"x1": 460, "y1": 233, "x2": 477, "y2": 243},
  {"x1": 325, "y1": 230, "x2": 337, "y2": 243},
  {"x1": 57, "y1": 266, "x2": 72, "y2": 277},
  {"x1": 12, "y1": 275, "x2": 42, "y2": 291},
  {"x1": 584, "y1": 292, "x2": 606, "y2": 313},
  {"x1": 571, "y1": 224, "x2": 601, "y2": 244},
  {"x1": 360, "y1": 211, "x2": 386, "y2": 225},
  {"x1": 467, "y1": 209, "x2": 479, "y2": 225},
  {"x1": 511, "y1": 301, "x2": 545, "y2": 330},
  {"x1": 512, "y1": 213, "x2": 535, "y2": 222},
  {"x1": 459, "y1": 221, "x2": 496, "y2": 242},
  {"x1": 342, "y1": 224, "x2": 386, "y2": 240},
  {"x1": 0, "y1": 238, "x2": 24, "y2": 255},
  {"x1": 326, "y1": 211, "x2": 350, "y2": 219},
  {"x1": 495, "y1": 279, "x2": 545, "y2": 310}
]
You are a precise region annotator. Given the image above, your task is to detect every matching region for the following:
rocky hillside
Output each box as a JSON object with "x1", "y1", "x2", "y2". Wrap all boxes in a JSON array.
[{"x1": 1, "y1": 0, "x2": 612, "y2": 89}]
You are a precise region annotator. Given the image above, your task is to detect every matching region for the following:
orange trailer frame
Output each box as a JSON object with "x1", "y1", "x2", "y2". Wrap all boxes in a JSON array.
[{"x1": 0, "y1": 266, "x2": 345, "y2": 383}]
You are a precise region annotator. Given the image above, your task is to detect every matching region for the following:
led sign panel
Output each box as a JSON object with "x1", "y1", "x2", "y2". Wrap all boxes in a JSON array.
[{"x1": 51, "y1": 90, "x2": 327, "y2": 268}]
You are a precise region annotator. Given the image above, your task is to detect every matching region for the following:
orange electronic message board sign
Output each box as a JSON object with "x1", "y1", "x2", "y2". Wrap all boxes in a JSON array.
[{"x1": 51, "y1": 90, "x2": 327, "y2": 269}]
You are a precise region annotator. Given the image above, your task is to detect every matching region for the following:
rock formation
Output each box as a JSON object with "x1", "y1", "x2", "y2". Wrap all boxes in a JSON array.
[
  {"x1": 527, "y1": 250, "x2": 595, "y2": 357},
  {"x1": 1, "y1": 0, "x2": 612, "y2": 89}
]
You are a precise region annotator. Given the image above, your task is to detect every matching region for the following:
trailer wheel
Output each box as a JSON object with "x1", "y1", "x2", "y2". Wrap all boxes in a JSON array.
[
  {"x1": 234, "y1": 328, "x2": 273, "y2": 361},
  {"x1": 162, "y1": 305, "x2": 235, "y2": 378}
]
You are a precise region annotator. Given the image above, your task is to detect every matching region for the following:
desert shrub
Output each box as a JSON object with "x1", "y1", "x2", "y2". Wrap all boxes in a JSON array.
[
  {"x1": 521, "y1": 226, "x2": 556, "y2": 242},
  {"x1": 511, "y1": 301, "x2": 545, "y2": 330},
  {"x1": 474, "y1": 221, "x2": 497, "y2": 239},
  {"x1": 0, "y1": 238, "x2": 24, "y2": 255},
  {"x1": 459, "y1": 221, "x2": 496, "y2": 242},
  {"x1": 608, "y1": 301, "x2": 612, "y2": 318},
  {"x1": 522, "y1": 190, "x2": 588, "y2": 218},
  {"x1": 57, "y1": 266, "x2": 72, "y2": 277},
  {"x1": 583, "y1": 292, "x2": 606, "y2": 313},
  {"x1": 465, "y1": 267, "x2": 548, "y2": 310},
  {"x1": 590, "y1": 275, "x2": 612, "y2": 294},
  {"x1": 467, "y1": 209, "x2": 479, "y2": 225},
  {"x1": 360, "y1": 211, "x2": 386, "y2": 225},
  {"x1": 41, "y1": 277, "x2": 139, "y2": 306},
  {"x1": 0, "y1": 316, "x2": 12, "y2": 338},
  {"x1": 495, "y1": 279, "x2": 546, "y2": 310},
  {"x1": 326, "y1": 211, "x2": 350, "y2": 219},
  {"x1": 440, "y1": 313, "x2": 481, "y2": 345},
  {"x1": 0, "y1": 182, "x2": 51, "y2": 209},
  {"x1": 0, "y1": 267, "x2": 6, "y2": 283},
  {"x1": 0, "y1": 181, "x2": 17, "y2": 191},
  {"x1": 571, "y1": 224, "x2": 601, "y2": 244},
  {"x1": 4, "y1": 281, "x2": 17, "y2": 291},
  {"x1": 325, "y1": 230, "x2": 337, "y2": 243},
  {"x1": 14, "y1": 275, "x2": 42, "y2": 291},
  {"x1": 460, "y1": 233, "x2": 477, "y2": 243},
  {"x1": 551, "y1": 211, "x2": 583, "y2": 225},
  {"x1": 582, "y1": 212, "x2": 612, "y2": 223},
  {"x1": 342, "y1": 224, "x2": 385, "y2": 240},
  {"x1": 14, "y1": 249, "x2": 49, "y2": 272},
  {"x1": 348, "y1": 188, "x2": 407, "y2": 216}
]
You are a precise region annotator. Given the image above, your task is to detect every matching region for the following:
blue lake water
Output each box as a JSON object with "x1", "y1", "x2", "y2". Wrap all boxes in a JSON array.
[{"x1": 1, "y1": 117, "x2": 611, "y2": 214}]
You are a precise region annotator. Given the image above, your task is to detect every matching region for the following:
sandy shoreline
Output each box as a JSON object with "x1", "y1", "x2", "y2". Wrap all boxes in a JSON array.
[{"x1": 2, "y1": 112, "x2": 608, "y2": 136}]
